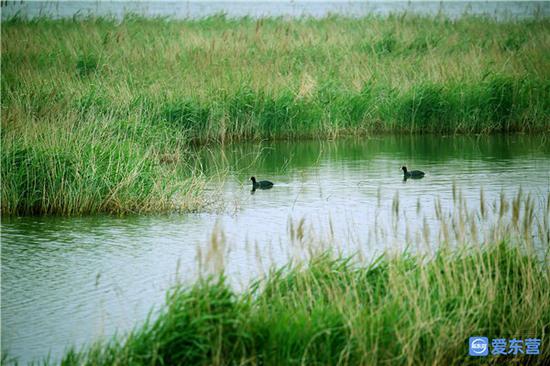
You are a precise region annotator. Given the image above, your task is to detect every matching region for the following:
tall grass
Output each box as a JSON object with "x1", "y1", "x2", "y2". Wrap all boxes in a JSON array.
[
  {"x1": 55, "y1": 243, "x2": 549, "y2": 365},
  {"x1": 3, "y1": 14, "x2": 548, "y2": 139},
  {"x1": 0, "y1": 113, "x2": 209, "y2": 215},
  {"x1": 2, "y1": 14, "x2": 549, "y2": 215},
  {"x1": 43, "y1": 191, "x2": 549, "y2": 365}
]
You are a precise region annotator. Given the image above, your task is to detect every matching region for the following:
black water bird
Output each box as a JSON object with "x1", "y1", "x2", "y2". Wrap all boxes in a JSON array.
[
  {"x1": 251, "y1": 176, "x2": 274, "y2": 190},
  {"x1": 402, "y1": 166, "x2": 425, "y2": 180}
]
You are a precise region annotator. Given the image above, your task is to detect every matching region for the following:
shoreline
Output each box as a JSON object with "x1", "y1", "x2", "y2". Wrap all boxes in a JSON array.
[{"x1": 2, "y1": 15, "x2": 549, "y2": 216}]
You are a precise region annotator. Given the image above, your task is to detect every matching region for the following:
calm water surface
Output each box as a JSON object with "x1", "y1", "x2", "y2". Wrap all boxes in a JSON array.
[
  {"x1": 2, "y1": 1, "x2": 549, "y2": 20},
  {"x1": 2, "y1": 134, "x2": 550, "y2": 364}
]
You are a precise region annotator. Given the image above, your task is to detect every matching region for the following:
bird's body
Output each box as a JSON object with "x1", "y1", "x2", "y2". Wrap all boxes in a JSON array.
[
  {"x1": 251, "y1": 176, "x2": 274, "y2": 190},
  {"x1": 402, "y1": 166, "x2": 425, "y2": 179}
]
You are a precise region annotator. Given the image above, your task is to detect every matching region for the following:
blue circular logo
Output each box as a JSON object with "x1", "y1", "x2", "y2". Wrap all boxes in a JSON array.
[{"x1": 471, "y1": 338, "x2": 487, "y2": 354}]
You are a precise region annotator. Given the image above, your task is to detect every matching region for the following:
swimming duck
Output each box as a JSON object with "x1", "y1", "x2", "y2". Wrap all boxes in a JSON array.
[
  {"x1": 402, "y1": 166, "x2": 425, "y2": 179},
  {"x1": 251, "y1": 176, "x2": 274, "y2": 190}
]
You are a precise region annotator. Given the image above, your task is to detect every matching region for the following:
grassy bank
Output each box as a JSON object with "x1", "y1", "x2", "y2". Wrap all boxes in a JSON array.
[
  {"x1": 2, "y1": 14, "x2": 549, "y2": 215},
  {"x1": 1, "y1": 111, "x2": 208, "y2": 215},
  {"x1": 53, "y1": 239, "x2": 549, "y2": 365},
  {"x1": 3, "y1": 15, "x2": 549, "y2": 138}
]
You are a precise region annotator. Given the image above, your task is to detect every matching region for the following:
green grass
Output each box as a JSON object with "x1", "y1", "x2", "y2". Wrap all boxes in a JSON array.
[
  {"x1": 2, "y1": 14, "x2": 549, "y2": 215},
  {"x1": 3, "y1": 14, "x2": 548, "y2": 138},
  {"x1": 52, "y1": 239, "x2": 549, "y2": 365},
  {"x1": 0, "y1": 115, "x2": 208, "y2": 215}
]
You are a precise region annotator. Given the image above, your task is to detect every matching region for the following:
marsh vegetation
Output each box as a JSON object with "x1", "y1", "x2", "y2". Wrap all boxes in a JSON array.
[
  {"x1": 1, "y1": 11, "x2": 549, "y2": 365},
  {"x1": 51, "y1": 191, "x2": 550, "y2": 365},
  {"x1": 2, "y1": 14, "x2": 549, "y2": 215}
]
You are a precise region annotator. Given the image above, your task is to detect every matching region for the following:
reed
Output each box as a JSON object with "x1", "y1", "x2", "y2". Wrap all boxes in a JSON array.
[
  {"x1": 0, "y1": 113, "x2": 210, "y2": 215},
  {"x1": 53, "y1": 240, "x2": 549, "y2": 365},
  {"x1": 50, "y1": 191, "x2": 550, "y2": 365},
  {"x1": 2, "y1": 14, "x2": 549, "y2": 215},
  {"x1": 2, "y1": 14, "x2": 549, "y2": 139}
]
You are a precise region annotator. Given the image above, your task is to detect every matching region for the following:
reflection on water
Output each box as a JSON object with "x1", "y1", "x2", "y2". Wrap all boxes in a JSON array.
[{"x1": 2, "y1": 134, "x2": 550, "y2": 364}]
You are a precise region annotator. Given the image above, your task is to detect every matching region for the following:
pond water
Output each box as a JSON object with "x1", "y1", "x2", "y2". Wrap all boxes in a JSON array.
[
  {"x1": 2, "y1": 134, "x2": 550, "y2": 364},
  {"x1": 2, "y1": 1, "x2": 549, "y2": 21}
]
